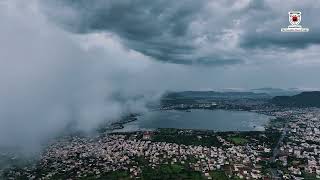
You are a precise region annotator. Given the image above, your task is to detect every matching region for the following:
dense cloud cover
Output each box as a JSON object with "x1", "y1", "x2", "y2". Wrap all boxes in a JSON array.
[
  {"x1": 0, "y1": 0, "x2": 165, "y2": 151},
  {"x1": 0, "y1": 0, "x2": 320, "y2": 151},
  {"x1": 41, "y1": 0, "x2": 320, "y2": 65}
]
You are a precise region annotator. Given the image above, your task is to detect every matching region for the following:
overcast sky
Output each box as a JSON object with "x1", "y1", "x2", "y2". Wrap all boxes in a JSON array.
[
  {"x1": 0, "y1": 0, "x2": 320, "y2": 150},
  {"x1": 38, "y1": 0, "x2": 320, "y2": 89}
]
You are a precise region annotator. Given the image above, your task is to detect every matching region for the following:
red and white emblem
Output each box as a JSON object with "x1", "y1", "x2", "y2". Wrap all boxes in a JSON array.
[
  {"x1": 281, "y1": 10, "x2": 309, "y2": 32},
  {"x1": 288, "y1": 11, "x2": 301, "y2": 26}
]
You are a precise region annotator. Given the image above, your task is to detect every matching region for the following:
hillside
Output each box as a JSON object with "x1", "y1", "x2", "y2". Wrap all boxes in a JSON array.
[
  {"x1": 164, "y1": 91, "x2": 270, "y2": 99},
  {"x1": 251, "y1": 88, "x2": 301, "y2": 96},
  {"x1": 271, "y1": 91, "x2": 320, "y2": 107}
]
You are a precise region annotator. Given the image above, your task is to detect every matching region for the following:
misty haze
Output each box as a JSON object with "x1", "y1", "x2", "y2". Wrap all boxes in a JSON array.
[{"x1": 1, "y1": 0, "x2": 320, "y2": 179}]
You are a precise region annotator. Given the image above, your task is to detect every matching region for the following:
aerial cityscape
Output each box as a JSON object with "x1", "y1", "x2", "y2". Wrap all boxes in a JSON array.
[
  {"x1": 2, "y1": 90, "x2": 320, "y2": 179},
  {"x1": 1, "y1": 0, "x2": 320, "y2": 180}
]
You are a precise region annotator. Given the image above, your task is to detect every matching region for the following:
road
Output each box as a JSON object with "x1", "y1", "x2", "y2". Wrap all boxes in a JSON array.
[{"x1": 270, "y1": 122, "x2": 289, "y2": 179}]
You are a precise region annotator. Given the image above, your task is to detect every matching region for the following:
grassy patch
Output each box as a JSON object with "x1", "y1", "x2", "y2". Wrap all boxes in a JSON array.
[
  {"x1": 141, "y1": 164, "x2": 202, "y2": 179},
  {"x1": 302, "y1": 172, "x2": 317, "y2": 180},
  {"x1": 228, "y1": 136, "x2": 248, "y2": 145},
  {"x1": 210, "y1": 170, "x2": 229, "y2": 180},
  {"x1": 80, "y1": 171, "x2": 130, "y2": 180}
]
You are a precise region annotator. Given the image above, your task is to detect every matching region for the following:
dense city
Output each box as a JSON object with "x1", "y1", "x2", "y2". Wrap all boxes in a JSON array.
[{"x1": 2, "y1": 94, "x2": 320, "y2": 179}]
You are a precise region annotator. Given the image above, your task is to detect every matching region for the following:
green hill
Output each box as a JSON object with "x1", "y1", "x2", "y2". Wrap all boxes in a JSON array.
[{"x1": 271, "y1": 91, "x2": 320, "y2": 107}]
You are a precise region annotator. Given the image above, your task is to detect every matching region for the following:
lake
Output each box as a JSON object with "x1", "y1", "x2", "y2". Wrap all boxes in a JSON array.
[{"x1": 114, "y1": 109, "x2": 273, "y2": 132}]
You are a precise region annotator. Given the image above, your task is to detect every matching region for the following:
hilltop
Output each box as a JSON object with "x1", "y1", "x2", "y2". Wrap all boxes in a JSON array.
[
  {"x1": 271, "y1": 91, "x2": 320, "y2": 107},
  {"x1": 164, "y1": 91, "x2": 270, "y2": 99}
]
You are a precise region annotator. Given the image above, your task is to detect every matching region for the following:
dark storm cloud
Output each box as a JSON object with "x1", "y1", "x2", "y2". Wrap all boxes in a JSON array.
[
  {"x1": 239, "y1": 0, "x2": 320, "y2": 49},
  {"x1": 40, "y1": 0, "x2": 211, "y2": 64},
  {"x1": 40, "y1": 0, "x2": 246, "y2": 65},
  {"x1": 40, "y1": 0, "x2": 320, "y2": 65},
  {"x1": 51, "y1": 0, "x2": 198, "y2": 36},
  {"x1": 241, "y1": 31, "x2": 320, "y2": 49},
  {"x1": 126, "y1": 40, "x2": 195, "y2": 64},
  {"x1": 196, "y1": 58, "x2": 244, "y2": 66}
]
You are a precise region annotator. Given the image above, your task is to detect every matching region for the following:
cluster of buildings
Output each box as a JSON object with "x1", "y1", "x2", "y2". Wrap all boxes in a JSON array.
[
  {"x1": 159, "y1": 102, "x2": 218, "y2": 110},
  {"x1": 4, "y1": 104, "x2": 320, "y2": 179},
  {"x1": 274, "y1": 108, "x2": 320, "y2": 179},
  {"x1": 5, "y1": 130, "x2": 276, "y2": 179}
]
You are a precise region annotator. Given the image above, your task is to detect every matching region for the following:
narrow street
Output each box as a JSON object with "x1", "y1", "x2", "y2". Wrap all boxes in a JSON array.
[{"x1": 270, "y1": 122, "x2": 289, "y2": 179}]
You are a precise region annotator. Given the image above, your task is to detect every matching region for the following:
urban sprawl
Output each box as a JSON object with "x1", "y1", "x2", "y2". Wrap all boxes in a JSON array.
[{"x1": 2, "y1": 100, "x2": 320, "y2": 179}]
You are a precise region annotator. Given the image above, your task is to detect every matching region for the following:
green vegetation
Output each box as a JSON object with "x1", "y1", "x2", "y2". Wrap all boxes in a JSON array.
[
  {"x1": 262, "y1": 130, "x2": 282, "y2": 149},
  {"x1": 302, "y1": 172, "x2": 318, "y2": 180},
  {"x1": 228, "y1": 136, "x2": 248, "y2": 145},
  {"x1": 80, "y1": 171, "x2": 130, "y2": 180},
  {"x1": 141, "y1": 164, "x2": 202, "y2": 179},
  {"x1": 267, "y1": 118, "x2": 286, "y2": 129},
  {"x1": 209, "y1": 170, "x2": 229, "y2": 180},
  {"x1": 286, "y1": 156, "x2": 307, "y2": 167},
  {"x1": 271, "y1": 91, "x2": 320, "y2": 107}
]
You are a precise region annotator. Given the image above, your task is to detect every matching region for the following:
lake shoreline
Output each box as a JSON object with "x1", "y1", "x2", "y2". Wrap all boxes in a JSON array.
[{"x1": 111, "y1": 108, "x2": 274, "y2": 133}]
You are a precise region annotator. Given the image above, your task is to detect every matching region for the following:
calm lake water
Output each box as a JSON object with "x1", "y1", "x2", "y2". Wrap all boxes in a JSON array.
[{"x1": 115, "y1": 109, "x2": 273, "y2": 132}]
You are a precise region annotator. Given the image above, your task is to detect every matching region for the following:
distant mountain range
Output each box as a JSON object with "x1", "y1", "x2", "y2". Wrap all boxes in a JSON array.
[
  {"x1": 271, "y1": 91, "x2": 320, "y2": 107},
  {"x1": 164, "y1": 88, "x2": 303, "y2": 99},
  {"x1": 164, "y1": 91, "x2": 270, "y2": 99},
  {"x1": 250, "y1": 87, "x2": 301, "y2": 96},
  {"x1": 163, "y1": 89, "x2": 320, "y2": 108}
]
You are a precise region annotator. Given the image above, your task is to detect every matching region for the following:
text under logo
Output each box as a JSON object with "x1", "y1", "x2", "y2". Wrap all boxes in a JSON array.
[{"x1": 281, "y1": 11, "x2": 309, "y2": 32}]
